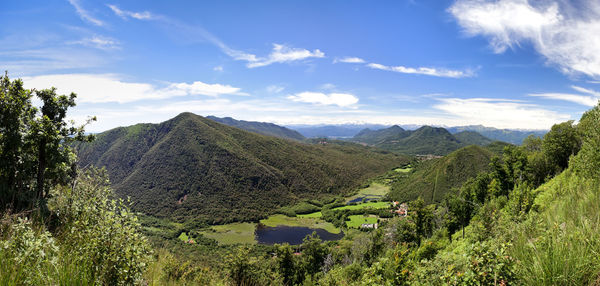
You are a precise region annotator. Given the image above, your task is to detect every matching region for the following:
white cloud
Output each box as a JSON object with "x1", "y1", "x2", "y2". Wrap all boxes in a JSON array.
[
  {"x1": 245, "y1": 44, "x2": 325, "y2": 68},
  {"x1": 366, "y1": 63, "x2": 475, "y2": 78},
  {"x1": 107, "y1": 4, "x2": 153, "y2": 20},
  {"x1": 528, "y1": 85, "x2": 600, "y2": 107},
  {"x1": 319, "y1": 83, "x2": 336, "y2": 90},
  {"x1": 434, "y1": 97, "x2": 569, "y2": 129},
  {"x1": 335, "y1": 57, "x2": 365, "y2": 64},
  {"x1": 106, "y1": 6, "x2": 323, "y2": 69},
  {"x1": 449, "y1": 0, "x2": 600, "y2": 78},
  {"x1": 266, "y1": 85, "x2": 285, "y2": 93},
  {"x1": 68, "y1": 0, "x2": 104, "y2": 26},
  {"x1": 287, "y1": 92, "x2": 358, "y2": 107},
  {"x1": 213, "y1": 66, "x2": 224, "y2": 72},
  {"x1": 68, "y1": 35, "x2": 120, "y2": 50},
  {"x1": 22, "y1": 74, "x2": 246, "y2": 104}
]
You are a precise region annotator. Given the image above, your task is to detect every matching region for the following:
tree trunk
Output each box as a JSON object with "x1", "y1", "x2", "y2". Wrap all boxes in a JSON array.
[{"x1": 36, "y1": 138, "x2": 46, "y2": 200}]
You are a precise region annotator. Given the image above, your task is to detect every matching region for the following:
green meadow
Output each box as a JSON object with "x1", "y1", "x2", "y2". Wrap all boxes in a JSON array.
[
  {"x1": 260, "y1": 214, "x2": 341, "y2": 234},
  {"x1": 345, "y1": 215, "x2": 378, "y2": 228},
  {"x1": 199, "y1": 222, "x2": 257, "y2": 245}
]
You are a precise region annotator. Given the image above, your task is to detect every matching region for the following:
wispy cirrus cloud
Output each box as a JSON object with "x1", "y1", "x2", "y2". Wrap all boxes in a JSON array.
[
  {"x1": 449, "y1": 0, "x2": 600, "y2": 79},
  {"x1": 366, "y1": 62, "x2": 475, "y2": 78},
  {"x1": 246, "y1": 44, "x2": 324, "y2": 68},
  {"x1": 106, "y1": 5, "x2": 324, "y2": 68},
  {"x1": 107, "y1": 4, "x2": 154, "y2": 20},
  {"x1": 528, "y1": 85, "x2": 600, "y2": 107},
  {"x1": 288, "y1": 91, "x2": 358, "y2": 107},
  {"x1": 334, "y1": 57, "x2": 365, "y2": 64},
  {"x1": 22, "y1": 74, "x2": 247, "y2": 104},
  {"x1": 68, "y1": 0, "x2": 104, "y2": 26},
  {"x1": 67, "y1": 35, "x2": 120, "y2": 50}
]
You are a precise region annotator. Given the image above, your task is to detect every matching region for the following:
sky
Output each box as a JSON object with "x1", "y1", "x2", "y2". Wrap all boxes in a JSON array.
[{"x1": 2, "y1": 0, "x2": 600, "y2": 132}]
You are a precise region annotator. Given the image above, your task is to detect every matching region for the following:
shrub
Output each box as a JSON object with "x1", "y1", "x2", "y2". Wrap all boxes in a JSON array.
[{"x1": 48, "y1": 168, "x2": 152, "y2": 285}]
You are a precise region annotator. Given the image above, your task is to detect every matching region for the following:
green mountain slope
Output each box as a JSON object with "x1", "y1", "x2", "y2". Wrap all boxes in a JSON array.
[
  {"x1": 388, "y1": 145, "x2": 494, "y2": 203},
  {"x1": 353, "y1": 125, "x2": 409, "y2": 145},
  {"x1": 76, "y1": 112, "x2": 408, "y2": 223},
  {"x1": 352, "y1": 125, "x2": 495, "y2": 155},
  {"x1": 454, "y1": 130, "x2": 494, "y2": 146},
  {"x1": 206, "y1": 116, "x2": 305, "y2": 141}
]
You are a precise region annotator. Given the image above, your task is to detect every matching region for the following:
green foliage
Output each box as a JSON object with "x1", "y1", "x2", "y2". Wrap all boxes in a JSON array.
[
  {"x1": 389, "y1": 145, "x2": 495, "y2": 203},
  {"x1": 48, "y1": 168, "x2": 152, "y2": 285},
  {"x1": 571, "y1": 103, "x2": 600, "y2": 179},
  {"x1": 76, "y1": 112, "x2": 408, "y2": 223},
  {"x1": 0, "y1": 217, "x2": 58, "y2": 285},
  {"x1": 542, "y1": 120, "x2": 581, "y2": 172},
  {"x1": 225, "y1": 246, "x2": 281, "y2": 286},
  {"x1": 0, "y1": 73, "x2": 94, "y2": 211}
]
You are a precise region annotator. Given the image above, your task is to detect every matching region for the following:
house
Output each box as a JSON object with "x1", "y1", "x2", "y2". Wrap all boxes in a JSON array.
[
  {"x1": 393, "y1": 203, "x2": 408, "y2": 217},
  {"x1": 361, "y1": 223, "x2": 378, "y2": 229},
  {"x1": 392, "y1": 201, "x2": 400, "y2": 207}
]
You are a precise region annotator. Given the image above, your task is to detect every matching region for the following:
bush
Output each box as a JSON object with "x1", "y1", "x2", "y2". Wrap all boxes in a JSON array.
[
  {"x1": 0, "y1": 217, "x2": 58, "y2": 285},
  {"x1": 49, "y1": 168, "x2": 152, "y2": 285}
]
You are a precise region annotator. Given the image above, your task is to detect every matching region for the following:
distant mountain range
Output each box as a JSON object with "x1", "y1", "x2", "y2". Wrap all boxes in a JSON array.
[
  {"x1": 351, "y1": 125, "x2": 495, "y2": 155},
  {"x1": 207, "y1": 116, "x2": 305, "y2": 141},
  {"x1": 286, "y1": 124, "x2": 546, "y2": 145},
  {"x1": 75, "y1": 113, "x2": 408, "y2": 224},
  {"x1": 445, "y1": 125, "x2": 547, "y2": 145}
]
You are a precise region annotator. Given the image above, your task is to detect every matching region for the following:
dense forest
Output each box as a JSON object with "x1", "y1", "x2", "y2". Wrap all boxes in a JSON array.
[
  {"x1": 2, "y1": 73, "x2": 600, "y2": 285},
  {"x1": 351, "y1": 125, "x2": 496, "y2": 155},
  {"x1": 75, "y1": 113, "x2": 408, "y2": 223}
]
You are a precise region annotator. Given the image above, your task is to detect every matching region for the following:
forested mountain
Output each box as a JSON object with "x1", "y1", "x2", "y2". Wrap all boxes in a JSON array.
[
  {"x1": 446, "y1": 125, "x2": 547, "y2": 145},
  {"x1": 287, "y1": 124, "x2": 389, "y2": 138},
  {"x1": 75, "y1": 112, "x2": 408, "y2": 223},
  {"x1": 453, "y1": 130, "x2": 494, "y2": 146},
  {"x1": 388, "y1": 145, "x2": 495, "y2": 203},
  {"x1": 206, "y1": 116, "x2": 305, "y2": 141},
  {"x1": 352, "y1": 125, "x2": 494, "y2": 155}
]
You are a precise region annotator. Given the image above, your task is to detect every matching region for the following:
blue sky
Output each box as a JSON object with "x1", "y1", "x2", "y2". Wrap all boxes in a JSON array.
[{"x1": 2, "y1": 0, "x2": 599, "y2": 132}]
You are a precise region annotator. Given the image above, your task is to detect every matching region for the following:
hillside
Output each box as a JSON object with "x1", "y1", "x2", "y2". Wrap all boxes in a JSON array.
[
  {"x1": 453, "y1": 130, "x2": 493, "y2": 146},
  {"x1": 447, "y1": 125, "x2": 547, "y2": 145},
  {"x1": 352, "y1": 125, "x2": 491, "y2": 155},
  {"x1": 206, "y1": 116, "x2": 305, "y2": 141},
  {"x1": 388, "y1": 145, "x2": 495, "y2": 203},
  {"x1": 75, "y1": 112, "x2": 408, "y2": 223}
]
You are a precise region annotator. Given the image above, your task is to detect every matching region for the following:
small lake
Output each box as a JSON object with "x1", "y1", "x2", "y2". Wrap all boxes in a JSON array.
[
  {"x1": 347, "y1": 196, "x2": 380, "y2": 204},
  {"x1": 255, "y1": 225, "x2": 344, "y2": 245}
]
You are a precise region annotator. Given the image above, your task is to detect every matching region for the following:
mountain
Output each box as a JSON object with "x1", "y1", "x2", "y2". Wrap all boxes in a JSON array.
[
  {"x1": 446, "y1": 125, "x2": 547, "y2": 145},
  {"x1": 288, "y1": 124, "x2": 389, "y2": 138},
  {"x1": 75, "y1": 112, "x2": 408, "y2": 224},
  {"x1": 353, "y1": 125, "x2": 409, "y2": 145},
  {"x1": 388, "y1": 145, "x2": 495, "y2": 203},
  {"x1": 352, "y1": 125, "x2": 493, "y2": 155},
  {"x1": 453, "y1": 131, "x2": 494, "y2": 146},
  {"x1": 206, "y1": 116, "x2": 305, "y2": 141}
]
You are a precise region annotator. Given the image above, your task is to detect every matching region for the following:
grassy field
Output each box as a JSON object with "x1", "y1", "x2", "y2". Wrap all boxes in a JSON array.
[
  {"x1": 332, "y1": 201, "x2": 390, "y2": 211},
  {"x1": 345, "y1": 215, "x2": 378, "y2": 228},
  {"x1": 260, "y1": 214, "x2": 341, "y2": 234},
  {"x1": 394, "y1": 166, "x2": 412, "y2": 173},
  {"x1": 178, "y1": 232, "x2": 193, "y2": 242},
  {"x1": 345, "y1": 182, "x2": 390, "y2": 203},
  {"x1": 297, "y1": 212, "x2": 322, "y2": 218},
  {"x1": 199, "y1": 222, "x2": 257, "y2": 245}
]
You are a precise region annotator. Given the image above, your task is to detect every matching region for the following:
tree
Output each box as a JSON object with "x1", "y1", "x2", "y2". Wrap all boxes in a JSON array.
[
  {"x1": 572, "y1": 103, "x2": 600, "y2": 179},
  {"x1": 542, "y1": 120, "x2": 581, "y2": 172},
  {"x1": 275, "y1": 243, "x2": 298, "y2": 286},
  {"x1": 0, "y1": 73, "x2": 95, "y2": 211},
  {"x1": 301, "y1": 232, "x2": 327, "y2": 277}
]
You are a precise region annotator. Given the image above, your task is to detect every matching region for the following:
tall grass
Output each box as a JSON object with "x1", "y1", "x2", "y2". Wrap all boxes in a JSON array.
[{"x1": 511, "y1": 171, "x2": 600, "y2": 285}]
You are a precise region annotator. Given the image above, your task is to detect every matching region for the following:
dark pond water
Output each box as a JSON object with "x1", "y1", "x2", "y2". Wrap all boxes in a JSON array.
[
  {"x1": 347, "y1": 196, "x2": 381, "y2": 204},
  {"x1": 255, "y1": 225, "x2": 344, "y2": 245}
]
